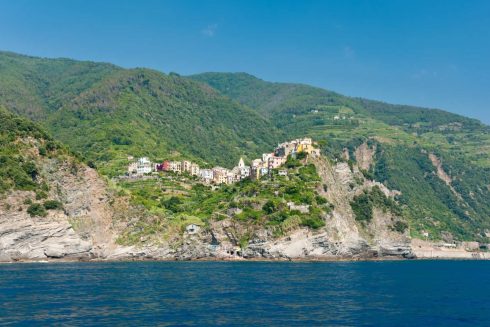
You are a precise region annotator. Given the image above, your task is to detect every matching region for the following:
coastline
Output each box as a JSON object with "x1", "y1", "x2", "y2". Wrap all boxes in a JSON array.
[{"x1": 2, "y1": 254, "x2": 489, "y2": 264}]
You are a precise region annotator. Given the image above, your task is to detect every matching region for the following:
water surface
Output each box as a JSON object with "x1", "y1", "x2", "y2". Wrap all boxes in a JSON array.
[{"x1": 0, "y1": 261, "x2": 488, "y2": 326}]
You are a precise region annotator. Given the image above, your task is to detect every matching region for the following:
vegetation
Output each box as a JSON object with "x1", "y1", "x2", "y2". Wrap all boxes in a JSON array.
[
  {"x1": 0, "y1": 107, "x2": 65, "y2": 195},
  {"x1": 1, "y1": 52, "x2": 489, "y2": 242},
  {"x1": 192, "y1": 72, "x2": 490, "y2": 241},
  {"x1": 351, "y1": 186, "x2": 403, "y2": 223},
  {"x1": 0, "y1": 52, "x2": 283, "y2": 178},
  {"x1": 116, "y1": 160, "x2": 330, "y2": 244},
  {"x1": 27, "y1": 203, "x2": 47, "y2": 217},
  {"x1": 43, "y1": 200, "x2": 63, "y2": 210}
]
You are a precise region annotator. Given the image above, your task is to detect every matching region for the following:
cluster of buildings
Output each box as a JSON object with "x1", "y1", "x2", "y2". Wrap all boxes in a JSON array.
[{"x1": 127, "y1": 138, "x2": 320, "y2": 185}]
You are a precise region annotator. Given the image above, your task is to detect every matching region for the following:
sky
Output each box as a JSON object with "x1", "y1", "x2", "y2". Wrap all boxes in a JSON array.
[{"x1": 0, "y1": 0, "x2": 489, "y2": 123}]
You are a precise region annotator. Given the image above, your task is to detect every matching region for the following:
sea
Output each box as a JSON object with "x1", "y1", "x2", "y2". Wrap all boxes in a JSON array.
[{"x1": 0, "y1": 260, "x2": 489, "y2": 326}]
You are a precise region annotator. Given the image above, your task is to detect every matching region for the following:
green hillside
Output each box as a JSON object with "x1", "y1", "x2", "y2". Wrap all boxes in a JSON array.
[
  {"x1": 191, "y1": 72, "x2": 490, "y2": 241},
  {"x1": 0, "y1": 52, "x2": 283, "y2": 175},
  {"x1": 0, "y1": 52, "x2": 488, "y2": 241},
  {"x1": 0, "y1": 107, "x2": 75, "y2": 219}
]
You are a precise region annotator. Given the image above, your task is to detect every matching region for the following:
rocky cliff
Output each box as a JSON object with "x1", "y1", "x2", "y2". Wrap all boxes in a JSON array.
[
  {"x1": 104, "y1": 155, "x2": 414, "y2": 261},
  {"x1": 0, "y1": 158, "x2": 119, "y2": 261},
  {"x1": 1, "y1": 147, "x2": 484, "y2": 262}
]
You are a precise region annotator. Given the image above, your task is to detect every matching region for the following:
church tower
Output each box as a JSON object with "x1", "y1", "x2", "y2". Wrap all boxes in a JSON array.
[{"x1": 238, "y1": 157, "x2": 245, "y2": 168}]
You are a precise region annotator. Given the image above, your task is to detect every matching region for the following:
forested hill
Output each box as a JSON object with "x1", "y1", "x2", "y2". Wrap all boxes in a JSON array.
[
  {"x1": 190, "y1": 72, "x2": 485, "y2": 133},
  {"x1": 1, "y1": 51, "x2": 489, "y2": 242},
  {"x1": 0, "y1": 51, "x2": 283, "y2": 172},
  {"x1": 191, "y1": 72, "x2": 490, "y2": 241}
]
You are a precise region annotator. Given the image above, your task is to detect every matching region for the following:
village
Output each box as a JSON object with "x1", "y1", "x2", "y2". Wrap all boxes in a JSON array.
[{"x1": 127, "y1": 138, "x2": 321, "y2": 185}]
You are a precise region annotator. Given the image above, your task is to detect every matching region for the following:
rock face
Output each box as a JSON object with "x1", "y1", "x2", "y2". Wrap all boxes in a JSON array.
[
  {"x1": 354, "y1": 142, "x2": 376, "y2": 171},
  {"x1": 107, "y1": 156, "x2": 415, "y2": 261},
  {"x1": 4, "y1": 154, "x2": 481, "y2": 262},
  {"x1": 0, "y1": 209, "x2": 92, "y2": 261},
  {"x1": 0, "y1": 160, "x2": 117, "y2": 262}
]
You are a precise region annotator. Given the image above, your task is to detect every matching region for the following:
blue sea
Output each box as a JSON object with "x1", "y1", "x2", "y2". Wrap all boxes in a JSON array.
[{"x1": 0, "y1": 261, "x2": 489, "y2": 326}]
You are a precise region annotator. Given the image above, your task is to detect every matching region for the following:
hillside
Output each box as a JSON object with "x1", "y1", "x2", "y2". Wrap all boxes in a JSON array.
[
  {"x1": 0, "y1": 52, "x2": 283, "y2": 174},
  {"x1": 0, "y1": 51, "x2": 488, "y2": 246},
  {"x1": 0, "y1": 108, "x2": 416, "y2": 261},
  {"x1": 0, "y1": 107, "x2": 122, "y2": 261},
  {"x1": 191, "y1": 73, "x2": 490, "y2": 241}
]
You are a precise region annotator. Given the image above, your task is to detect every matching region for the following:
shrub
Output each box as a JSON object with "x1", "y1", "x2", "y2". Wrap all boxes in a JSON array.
[
  {"x1": 161, "y1": 196, "x2": 182, "y2": 212},
  {"x1": 296, "y1": 151, "x2": 307, "y2": 160},
  {"x1": 351, "y1": 186, "x2": 403, "y2": 223},
  {"x1": 300, "y1": 215, "x2": 325, "y2": 229},
  {"x1": 38, "y1": 146, "x2": 47, "y2": 156},
  {"x1": 351, "y1": 192, "x2": 373, "y2": 222},
  {"x1": 393, "y1": 220, "x2": 408, "y2": 233},
  {"x1": 43, "y1": 200, "x2": 63, "y2": 210},
  {"x1": 36, "y1": 191, "x2": 48, "y2": 200},
  {"x1": 262, "y1": 200, "x2": 277, "y2": 214},
  {"x1": 285, "y1": 155, "x2": 301, "y2": 168},
  {"x1": 22, "y1": 162, "x2": 38, "y2": 180},
  {"x1": 27, "y1": 203, "x2": 47, "y2": 217},
  {"x1": 315, "y1": 195, "x2": 328, "y2": 205}
]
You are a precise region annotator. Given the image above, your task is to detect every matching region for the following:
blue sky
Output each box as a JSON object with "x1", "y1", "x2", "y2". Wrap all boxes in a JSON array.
[{"x1": 0, "y1": 0, "x2": 489, "y2": 123}]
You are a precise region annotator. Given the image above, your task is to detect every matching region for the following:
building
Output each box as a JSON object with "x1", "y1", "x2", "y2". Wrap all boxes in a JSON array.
[
  {"x1": 190, "y1": 163, "x2": 200, "y2": 176},
  {"x1": 250, "y1": 159, "x2": 265, "y2": 180},
  {"x1": 275, "y1": 141, "x2": 296, "y2": 158},
  {"x1": 199, "y1": 169, "x2": 214, "y2": 182},
  {"x1": 169, "y1": 161, "x2": 181, "y2": 173},
  {"x1": 238, "y1": 157, "x2": 246, "y2": 169},
  {"x1": 239, "y1": 166, "x2": 251, "y2": 178},
  {"x1": 278, "y1": 169, "x2": 288, "y2": 176},
  {"x1": 132, "y1": 157, "x2": 152, "y2": 175},
  {"x1": 212, "y1": 167, "x2": 229, "y2": 184},
  {"x1": 268, "y1": 156, "x2": 286, "y2": 169},
  {"x1": 226, "y1": 171, "x2": 236, "y2": 184},
  {"x1": 181, "y1": 160, "x2": 192, "y2": 173},
  {"x1": 162, "y1": 160, "x2": 171, "y2": 171},
  {"x1": 262, "y1": 152, "x2": 274, "y2": 163},
  {"x1": 274, "y1": 137, "x2": 317, "y2": 159},
  {"x1": 128, "y1": 162, "x2": 138, "y2": 175},
  {"x1": 232, "y1": 157, "x2": 250, "y2": 179}
]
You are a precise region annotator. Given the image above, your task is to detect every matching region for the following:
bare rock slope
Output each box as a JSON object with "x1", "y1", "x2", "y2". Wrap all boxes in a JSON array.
[{"x1": 0, "y1": 160, "x2": 118, "y2": 262}]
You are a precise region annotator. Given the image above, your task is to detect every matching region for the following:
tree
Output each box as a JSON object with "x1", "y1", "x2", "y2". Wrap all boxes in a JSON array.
[{"x1": 262, "y1": 200, "x2": 277, "y2": 214}]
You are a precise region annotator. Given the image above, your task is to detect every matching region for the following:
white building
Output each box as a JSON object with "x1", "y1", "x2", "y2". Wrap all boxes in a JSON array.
[
  {"x1": 234, "y1": 157, "x2": 250, "y2": 179},
  {"x1": 135, "y1": 157, "x2": 152, "y2": 175},
  {"x1": 199, "y1": 169, "x2": 214, "y2": 182},
  {"x1": 260, "y1": 167, "x2": 269, "y2": 176}
]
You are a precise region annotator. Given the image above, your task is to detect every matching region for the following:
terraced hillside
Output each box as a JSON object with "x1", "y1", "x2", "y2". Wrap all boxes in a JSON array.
[{"x1": 191, "y1": 73, "x2": 490, "y2": 241}]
